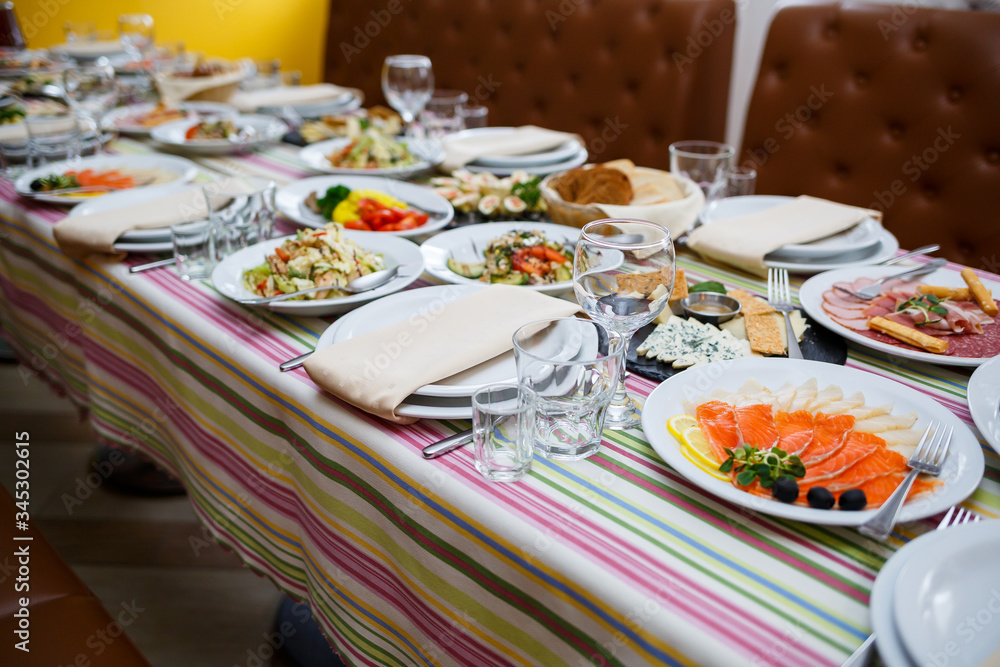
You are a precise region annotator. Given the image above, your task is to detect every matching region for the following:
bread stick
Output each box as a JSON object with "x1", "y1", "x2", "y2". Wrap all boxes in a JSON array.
[
  {"x1": 869, "y1": 316, "x2": 948, "y2": 354},
  {"x1": 960, "y1": 268, "x2": 999, "y2": 316},
  {"x1": 916, "y1": 285, "x2": 972, "y2": 301}
]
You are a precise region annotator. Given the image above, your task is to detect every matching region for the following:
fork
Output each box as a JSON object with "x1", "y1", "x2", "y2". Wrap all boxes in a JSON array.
[
  {"x1": 767, "y1": 267, "x2": 803, "y2": 359},
  {"x1": 834, "y1": 257, "x2": 946, "y2": 300},
  {"x1": 842, "y1": 504, "x2": 980, "y2": 666},
  {"x1": 858, "y1": 423, "x2": 953, "y2": 540}
]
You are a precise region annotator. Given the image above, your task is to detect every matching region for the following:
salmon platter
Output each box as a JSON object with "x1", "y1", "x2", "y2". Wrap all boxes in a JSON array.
[{"x1": 641, "y1": 358, "x2": 984, "y2": 525}]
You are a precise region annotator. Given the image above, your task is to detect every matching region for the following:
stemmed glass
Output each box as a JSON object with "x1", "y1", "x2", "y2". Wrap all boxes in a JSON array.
[
  {"x1": 63, "y1": 65, "x2": 118, "y2": 154},
  {"x1": 381, "y1": 55, "x2": 433, "y2": 137},
  {"x1": 118, "y1": 13, "x2": 154, "y2": 60},
  {"x1": 573, "y1": 219, "x2": 675, "y2": 430}
]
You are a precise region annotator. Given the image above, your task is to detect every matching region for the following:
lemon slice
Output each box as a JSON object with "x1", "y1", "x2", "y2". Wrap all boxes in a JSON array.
[
  {"x1": 666, "y1": 415, "x2": 699, "y2": 442},
  {"x1": 679, "y1": 426, "x2": 730, "y2": 481}
]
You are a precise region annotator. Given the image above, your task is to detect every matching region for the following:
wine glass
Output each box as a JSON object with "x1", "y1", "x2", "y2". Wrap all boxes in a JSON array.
[
  {"x1": 118, "y1": 13, "x2": 154, "y2": 60},
  {"x1": 381, "y1": 55, "x2": 433, "y2": 136},
  {"x1": 63, "y1": 65, "x2": 118, "y2": 154},
  {"x1": 573, "y1": 219, "x2": 675, "y2": 430}
]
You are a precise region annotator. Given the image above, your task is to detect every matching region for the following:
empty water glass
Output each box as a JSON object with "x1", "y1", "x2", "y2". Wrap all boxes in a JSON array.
[
  {"x1": 669, "y1": 140, "x2": 735, "y2": 213},
  {"x1": 24, "y1": 105, "x2": 81, "y2": 167},
  {"x1": 204, "y1": 175, "x2": 277, "y2": 257},
  {"x1": 63, "y1": 21, "x2": 96, "y2": 43},
  {"x1": 118, "y1": 13, "x2": 154, "y2": 60},
  {"x1": 459, "y1": 103, "x2": 489, "y2": 129},
  {"x1": 420, "y1": 89, "x2": 467, "y2": 138},
  {"x1": 172, "y1": 219, "x2": 216, "y2": 281},
  {"x1": 514, "y1": 318, "x2": 624, "y2": 460},
  {"x1": 726, "y1": 166, "x2": 757, "y2": 197},
  {"x1": 382, "y1": 55, "x2": 433, "y2": 136},
  {"x1": 472, "y1": 383, "x2": 534, "y2": 482}
]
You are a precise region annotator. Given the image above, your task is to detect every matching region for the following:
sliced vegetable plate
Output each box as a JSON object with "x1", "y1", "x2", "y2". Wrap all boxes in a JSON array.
[
  {"x1": 14, "y1": 154, "x2": 198, "y2": 205},
  {"x1": 420, "y1": 221, "x2": 580, "y2": 296},
  {"x1": 799, "y1": 263, "x2": 1000, "y2": 367},
  {"x1": 640, "y1": 358, "x2": 983, "y2": 526},
  {"x1": 298, "y1": 136, "x2": 434, "y2": 177},
  {"x1": 211, "y1": 231, "x2": 424, "y2": 316},
  {"x1": 275, "y1": 175, "x2": 453, "y2": 238},
  {"x1": 151, "y1": 114, "x2": 285, "y2": 155}
]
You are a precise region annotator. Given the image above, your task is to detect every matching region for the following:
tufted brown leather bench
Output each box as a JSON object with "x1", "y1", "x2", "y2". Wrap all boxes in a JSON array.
[
  {"x1": 0, "y1": 487, "x2": 151, "y2": 666},
  {"x1": 741, "y1": 2, "x2": 1000, "y2": 266},
  {"x1": 325, "y1": 0, "x2": 736, "y2": 170}
]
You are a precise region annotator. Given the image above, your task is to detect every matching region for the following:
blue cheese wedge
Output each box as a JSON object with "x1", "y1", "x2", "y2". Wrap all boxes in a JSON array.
[{"x1": 637, "y1": 316, "x2": 751, "y2": 368}]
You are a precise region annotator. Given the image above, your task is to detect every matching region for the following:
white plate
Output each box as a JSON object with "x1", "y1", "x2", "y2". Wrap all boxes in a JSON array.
[
  {"x1": 763, "y1": 230, "x2": 900, "y2": 273},
  {"x1": 799, "y1": 264, "x2": 1000, "y2": 367},
  {"x1": 892, "y1": 521, "x2": 1000, "y2": 666},
  {"x1": 49, "y1": 41, "x2": 126, "y2": 60},
  {"x1": 315, "y1": 283, "x2": 516, "y2": 399},
  {"x1": 443, "y1": 127, "x2": 585, "y2": 168},
  {"x1": 101, "y1": 102, "x2": 237, "y2": 136},
  {"x1": 640, "y1": 358, "x2": 984, "y2": 526},
  {"x1": 968, "y1": 355, "x2": 1000, "y2": 453},
  {"x1": 14, "y1": 154, "x2": 199, "y2": 205},
  {"x1": 275, "y1": 175, "x2": 453, "y2": 238},
  {"x1": 464, "y1": 145, "x2": 589, "y2": 176},
  {"x1": 420, "y1": 221, "x2": 579, "y2": 296},
  {"x1": 68, "y1": 182, "x2": 194, "y2": 242},
  {"x1": 702, "y1": 195, "x2": 885, "y2": 260},
  {"x1": 258, "y1": 92, "x2": 360, "y2": 117},
  {"x1": 871, "y1": 531, "x2": 929, "y2": 667},
  {"x1": 299, "y1": 137, "x2": 434, "y2": 178},
  {"x1": 151, "y1": 114, "x2": 285, "y2": 155},
  {"x1": 211, "y1": 232, "x2": 424, "y2": 316}
]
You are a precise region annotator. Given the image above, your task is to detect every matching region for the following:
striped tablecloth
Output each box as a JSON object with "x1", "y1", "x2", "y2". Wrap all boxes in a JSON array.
[{"x1": 1, "y1": 139, "x2": 997, "y2": 667}]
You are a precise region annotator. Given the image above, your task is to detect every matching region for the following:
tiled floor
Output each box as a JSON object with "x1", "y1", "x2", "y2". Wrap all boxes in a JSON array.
[{"x1": 0, "y1": 362, "x2": 302, "y2": 666}]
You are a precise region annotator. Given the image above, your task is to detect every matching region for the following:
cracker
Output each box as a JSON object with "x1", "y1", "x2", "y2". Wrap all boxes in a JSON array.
[
  {"x1": 745, "y1": 312, "x2": 785, "y2": 356},
  {"x1": 727, "y1": 289, "x2": 775, "y2": 316},
  {"x1": 670, "y1": 268, "x2": 688, "y2": 301},
  {"x1": 615, "y1": 268, "x2": 670, "y2": 296}
]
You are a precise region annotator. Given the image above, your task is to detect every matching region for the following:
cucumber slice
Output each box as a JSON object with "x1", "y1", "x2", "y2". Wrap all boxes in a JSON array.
[
  {"x1": 554, "y1": 265, "x2": 572, "y2": 282},
  {"x1": 446, "y1": 258, "x2": 486, "y2": 279},
  {"x1": 490, "y1": 271, "x2": 528, "y2": 285}
]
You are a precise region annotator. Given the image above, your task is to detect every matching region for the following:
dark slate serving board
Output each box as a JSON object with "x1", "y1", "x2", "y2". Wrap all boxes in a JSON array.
[{"x1": 626, "y1": 315, "x2": 848, "y2": 384}]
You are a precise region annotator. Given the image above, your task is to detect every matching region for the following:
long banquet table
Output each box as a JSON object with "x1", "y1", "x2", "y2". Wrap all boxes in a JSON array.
[{"x1": 1, "y1": 139, "x2": 997, "y2": 667}]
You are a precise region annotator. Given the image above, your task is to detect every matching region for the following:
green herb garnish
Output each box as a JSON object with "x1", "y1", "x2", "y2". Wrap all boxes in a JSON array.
[
  {"x1": 315, "y1": 185, "x2": 351, "y2": 220},
  {"x1": 720, "y1": 445, "x2": 805, "y2": 488},
  {"x1": 511, "y1": 176, "x2": 543, "y2": 208},
  {"x1": 896, "y1": 293, "x2": 950, "y2": 327},
  {"x1": 689, "y1": 280, "x2": 727, "y2": 294}
]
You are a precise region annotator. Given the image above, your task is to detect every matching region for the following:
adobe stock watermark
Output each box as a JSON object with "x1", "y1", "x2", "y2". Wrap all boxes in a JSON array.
[
  {"x1": 925, "y1": 588, "x2": 1000, "y2": 666},
  {"x1": 338, "y1": 0, "x2": 414, "y2": 63},
  {"x1": 868, "y1": 126, "x2": 960, "y2": 214},
  {"x1": 739, "y1": 85, "x2": 835, "y2": 173},
  {"x1": 16, "y1": 0, "x2": 72, "y2": 42},
  {"x1": 876, "y1": 0, "x2": 932, "y2": 40}
]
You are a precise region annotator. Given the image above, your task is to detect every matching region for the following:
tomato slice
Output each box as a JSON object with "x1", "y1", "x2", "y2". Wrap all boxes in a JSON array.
[
  {"x1": 343, "y1": 219, "x2": 371, "y2": 231},
  {"x1": 544, "y1": 248, "x2": 569, "y2": 263},
  {"x1": 275, "y1": 247, "x2": 290, "y2": 261}
]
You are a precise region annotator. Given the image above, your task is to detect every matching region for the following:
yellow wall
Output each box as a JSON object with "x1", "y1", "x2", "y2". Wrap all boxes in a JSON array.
[{"x1": 12, "y1": 0, "x2": 330, "y2": 84}]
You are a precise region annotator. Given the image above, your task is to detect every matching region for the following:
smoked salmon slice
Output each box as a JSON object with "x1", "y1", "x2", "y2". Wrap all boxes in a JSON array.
[
  {"x1": 696, "y1": 401, "x2": 740, "y2": 463},
  {"x1": 735, "y1": 403, "x2": 779, "y2": 449},
  {"x1": 774, "y1": 410, "x2": 814, "y2": 456},
  {"x1": 800, "y1": 446, "x2": 907, "y2": 494},
  {"x1": 850, "y1": 473, "x2": 942, "y2": 508},
  {"x1": 800, "y1": 413, "x2": 856, "y2": 465},
  {"x1": 798, "y1": 431, "x2": 883, "y2": 484}
]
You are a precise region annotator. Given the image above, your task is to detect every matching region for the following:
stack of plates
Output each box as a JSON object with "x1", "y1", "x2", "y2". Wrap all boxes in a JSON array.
[
  {"x1": 701, "y1": 195, "x2": 899, "y2": 273},
  {"x1": 445, "y1": 127, "x2": 588, "y2": 176},
  {"x1": 314, "y1": 284, "x2": 514, "y2": 419},
  {"x1": 871, "y1": 520, "x2": 1000, "y2": 667},
  {"x1": 968, "y1": 356, "x2": 1000, "y2": 453},
  {"x1": 67, "y1": 183, "x2": 195, "y2": 254}
]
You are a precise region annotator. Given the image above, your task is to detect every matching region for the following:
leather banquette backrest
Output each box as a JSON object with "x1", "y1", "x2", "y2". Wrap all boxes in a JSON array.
[
  {"x1": 741, "y1": 2, "x2": 1000, "y2": 267},
  {"x1": 325, "y1": 0, "x2": 736, "y2": 170}
]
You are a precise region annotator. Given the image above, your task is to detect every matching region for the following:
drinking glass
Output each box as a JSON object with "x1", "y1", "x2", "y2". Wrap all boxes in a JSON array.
[
  {"x1": 573, "y1": 219, "x2": 675, "y2": 430},
  {"x1": 172, "y1": 219, "x2": 216, "y2": 281},
  {"x1": 63, "y1": 65, "x2": 118, "y2": 153},
  {"x1": 459, "y1": 104, "x2": 488, "y2": 129},
  {"x1": 63, "y1": 21, "x2": 96, "y2": 43},
  {"x1": 381, "y1": 55, "x2": 433, "y2": 136},
  {"x1": 725, "y1": 166, "x2": 757, "y2": 197},
  {"x1": 204, "y1": 176, "x2": 277, "y2": 257},
  {"x1": 669, "y1": 140, "x2": 735, "y2": 214},
  {"x1": 24, "y1": 101, "x2": 81, "y2": 167},
  {"x1": 118, "y1": 13, "x2": 154, "y2": 59},
  {"x1": 419, "y1": 89, "x2": 467, "y2": 138},
  {"x1": 513, "y1": 318, "x2": 624, "y2": 460},
  {"x1": 472, "y1": 383, "x2": 534, "y2": 481}
]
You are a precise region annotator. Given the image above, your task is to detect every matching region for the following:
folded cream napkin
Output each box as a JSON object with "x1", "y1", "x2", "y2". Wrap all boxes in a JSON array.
[
  {"x1": 597, "y1": 174, "x2": 706, "y2": 240},
  {"x1": 685, "y1": 195, "x2": 883, "y2": 277},
  {"x1": 303, "y1": 285, "x2": 580, "y2": 423},
  {"x1": 53, "y1": 186, "x2": 215, "y2": 258},
  {"x1": 230, "y1": 84, "x2": 361, "y2": 113},
  {"x1": 441, "y1": 125, "x2": 581, "y2": 172},
  {"x1": 155, "y1": 61, "x2": 251, "y2": 104}
]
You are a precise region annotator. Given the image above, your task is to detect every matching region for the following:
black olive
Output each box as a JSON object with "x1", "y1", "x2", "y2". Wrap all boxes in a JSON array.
[
  {"x1": 839, "y1": 489, "x2": 868, "y2": 511},
  {"x1": 29, "y1": 178, "x2": 43, "y2": 192},
  {"x1": 807, "y1": 487, "x2": 835, "y2": 510},
  {"x1": 772, "y1": 476, "x2": 799, "y2": 503}
]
